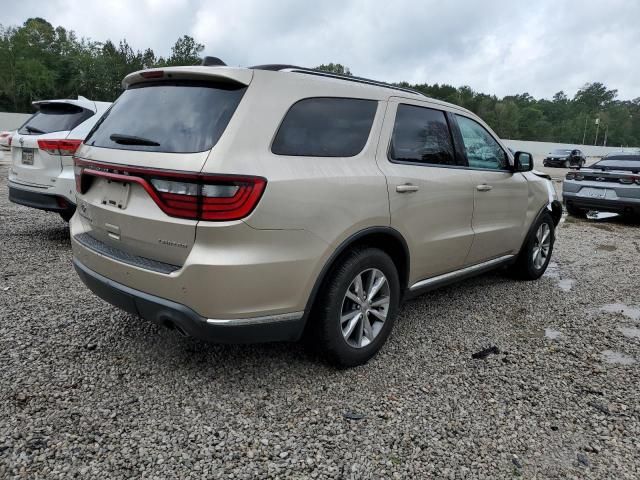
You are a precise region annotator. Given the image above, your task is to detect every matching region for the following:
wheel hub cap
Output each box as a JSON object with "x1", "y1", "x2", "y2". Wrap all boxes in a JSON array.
[
  {"x1": 340, "y1": 268, "x2": 390, "y2": 348},
  {"x1": 532, "y1": 223, "x2": 551, "y2": 270}
]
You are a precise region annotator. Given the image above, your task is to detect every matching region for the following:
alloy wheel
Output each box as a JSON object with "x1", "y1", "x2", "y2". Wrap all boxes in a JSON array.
[
  {"x1": 340, "y1": 268, "x2": 390, "y2": 348},
  {"x1": 532, "y1": 223, "x2": 551, "y2": 270}
]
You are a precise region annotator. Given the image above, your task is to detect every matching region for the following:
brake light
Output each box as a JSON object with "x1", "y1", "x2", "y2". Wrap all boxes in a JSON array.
[
  {"x1": 74, "y1": 158, "x2": 266, "y2": 221},
  {"x1": 38, "y1": 139, "x2": 82, "y2": 156},
  {"x1": 140, "y1": 70, "x2": 164, "y2": 79},
  {"x1": 7, "y1": 136, "x2": 11, "y2": 147}
]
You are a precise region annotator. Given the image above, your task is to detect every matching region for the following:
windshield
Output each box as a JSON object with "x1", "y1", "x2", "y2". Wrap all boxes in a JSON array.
[
  {"x1": 551, "y1": 149, "x2": 572, "y2": 155},
  {"x1": 591, "y1": 157, "x2": 640, "y2": 172},
  {"x1": 18, "y1": 103, "x2": 93, "y2": 135},
  {"x1": 85, "y1": 81, "x2": 247, "y2": 153}
]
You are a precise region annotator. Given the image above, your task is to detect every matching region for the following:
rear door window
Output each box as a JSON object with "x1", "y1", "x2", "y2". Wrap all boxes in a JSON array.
[
  {"x1": 389, "y1": 104, "x2": 456, "y2": 166},
  {"x1": 85, "y1": 81, "x2": 247, "y2": 153},
  {"x1": 272, "y1": 97, "x2": 377, "y2": 157},
  {"x1": 19, "y1": 104, "x2": 93, "y2": 135}
]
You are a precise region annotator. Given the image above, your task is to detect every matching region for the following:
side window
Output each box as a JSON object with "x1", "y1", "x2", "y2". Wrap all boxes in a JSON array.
[
  {"x1": 272, "y1": 97, "x2": 377, "y2": 157},
  {"x1": 389, "y1": 104, "x2": 456, "y2": 166},
  {"x1": 455, "y1": 115, "x2": 508, "y2": 170}
]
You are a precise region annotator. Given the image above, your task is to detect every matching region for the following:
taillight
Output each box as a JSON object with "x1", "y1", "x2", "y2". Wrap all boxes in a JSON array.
[
  {"x1": 74, "y1": 158, "x2": 266, "y2": 221},
  {"x1": 140, "y1": 70, "x2": 164, "y2": 79},
  {"x1": 38, "y1": 139, "x2": 82, "y2": 156},
  {"x1": 7, "y1": 136, "x2": 11, "y2": 147}
]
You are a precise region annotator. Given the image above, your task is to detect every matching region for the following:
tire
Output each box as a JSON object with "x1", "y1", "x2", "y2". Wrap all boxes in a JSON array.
[
  {"x1": 564, "y1": 160, "x2": 570, "y2": 168},
  {"x1": 59, "y1": 208, "x2": 75, "y2": 222},
  {"x1": 565, "y1": 203, "x2": 583, "y2": 217},
  {"x1": 510, "y1": 212, "x2": 555, "y2": 280},
  {"x1": 310, "y1": 247, "x2": 400, "y2": 367}
]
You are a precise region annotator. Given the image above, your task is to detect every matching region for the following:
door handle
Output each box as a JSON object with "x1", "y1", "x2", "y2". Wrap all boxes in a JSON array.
[
  {"x1": 476, "y1": 184, "x2": 493, "y2": 192},
  {"x1": 396, "y1": 184, "x2": 419, "y2": 193}
]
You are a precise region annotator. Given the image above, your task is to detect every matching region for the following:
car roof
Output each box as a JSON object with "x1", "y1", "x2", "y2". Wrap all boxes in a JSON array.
[{"x1": 122, "y1": 65, "x2": 474, "y2": 116}]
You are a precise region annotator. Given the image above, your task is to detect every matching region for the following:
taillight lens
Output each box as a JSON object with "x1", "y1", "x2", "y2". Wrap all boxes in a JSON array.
[
  {"x1": 7, "y1": 136, "x2": 12, "y2": 147},
  {"x1": 38, "y1": 139, "x2": 82, "y2": 156},
  {"x1": 74, "y1": 158, "x2": 266, "y2": 221}
]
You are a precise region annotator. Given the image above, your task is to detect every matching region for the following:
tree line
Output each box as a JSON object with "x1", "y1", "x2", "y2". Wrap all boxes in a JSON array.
[{"x1": 1, "y1": 18, "x2": 639, "y2": 147}]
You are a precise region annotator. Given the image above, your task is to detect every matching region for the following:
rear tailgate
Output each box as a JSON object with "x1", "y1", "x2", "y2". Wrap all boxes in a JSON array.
[
  {"x1": 75, "y1": 71, "x2": 251, "y2": 268},
  {"x1": 12, "y1": 101, "x2": 96, "y2": 187},
  {"x1": 11, "y1": 131, "x2": 70, "y2": 187}
]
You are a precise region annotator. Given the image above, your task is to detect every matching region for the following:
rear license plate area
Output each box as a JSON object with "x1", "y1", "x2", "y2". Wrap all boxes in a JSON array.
[
  {"x1": 21, "y1": 148, "x2": 34, "y2": 165},
  {"x1": 580, "y1": 187, "x2": 607, "y2": 199},
  {"x1": 101, "y1": 179, "x2": 131, "y2": 210}
]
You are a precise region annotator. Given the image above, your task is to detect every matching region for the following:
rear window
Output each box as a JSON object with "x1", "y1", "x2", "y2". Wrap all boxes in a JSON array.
[
  {"x1": 19, "y1": 104, "x2": 93, "y2": 135},
  {"x1": 272, "y1": 97, "x2": 377, "y2": 157},
  {"x1": 85, "y1": 81, "x2": 247, "y2": 153},
  {"x1": 551, "y1": 149, "x2": 572, "y2": 155},
  {"x1": 389, "y1": 104, "x2": 456, "y2": 166}
]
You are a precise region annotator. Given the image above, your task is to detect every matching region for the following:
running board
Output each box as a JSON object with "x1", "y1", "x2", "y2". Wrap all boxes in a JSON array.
[{"x1": 408, "y1": 255, "x2": 515, "y2": 294}]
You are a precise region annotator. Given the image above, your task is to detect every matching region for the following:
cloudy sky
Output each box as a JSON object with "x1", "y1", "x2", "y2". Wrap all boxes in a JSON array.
[{"x1": 4, "y1": 0, "x2": 640, "y2": 100}]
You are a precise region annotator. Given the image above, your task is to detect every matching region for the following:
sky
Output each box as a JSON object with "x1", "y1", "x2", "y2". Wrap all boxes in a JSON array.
[{"x1": 3, "y1": 0, "x2": 640, "y2": 100}]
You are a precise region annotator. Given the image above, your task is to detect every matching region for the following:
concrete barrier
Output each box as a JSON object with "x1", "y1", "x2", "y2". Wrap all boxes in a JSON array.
[
  {"x1": 503, "y1": 139, "x2": 638, "y2": 159},
  {"x1": 0, "y1": 112, "x2": 31, "y2": 131}
]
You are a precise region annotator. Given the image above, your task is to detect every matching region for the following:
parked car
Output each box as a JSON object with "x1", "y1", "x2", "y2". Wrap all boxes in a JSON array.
[
  {"x1": 8, "y1": 97, "x2": 111, "y2": 221},
  {"x1": 0, "y1": 131, "x2": 12, "y2": 150},
  {"x1": 563, "y1": 153, "x2": 640, "y2": 218},
  {"x1": 543, "y1": 148, "x2": 586, "y2": 168},
  {"x1": 70, "y1": 63, "x2": 562, "y2": 366}
]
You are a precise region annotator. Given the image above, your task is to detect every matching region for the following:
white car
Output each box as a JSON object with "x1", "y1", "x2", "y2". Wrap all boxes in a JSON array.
[
  {"x1": 8, "y1": 96, "x2": 111, "y2": 221},
  {"x1": 0, "y1": 131, "x2": 12, "y2": 150}
]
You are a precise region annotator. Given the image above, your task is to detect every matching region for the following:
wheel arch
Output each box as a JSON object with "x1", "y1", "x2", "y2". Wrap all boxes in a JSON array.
[{"x1": 301, "y1": 227, "x2": 410, "y2": 325}]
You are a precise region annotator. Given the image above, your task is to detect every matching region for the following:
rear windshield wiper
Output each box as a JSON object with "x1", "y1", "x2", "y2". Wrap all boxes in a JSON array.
[
  {"x1": 109, "y1": 133, "x2": 160, "y2": 146},
  {"x1": 25, "y1": 125, "x2": 45, "y2": 134}
]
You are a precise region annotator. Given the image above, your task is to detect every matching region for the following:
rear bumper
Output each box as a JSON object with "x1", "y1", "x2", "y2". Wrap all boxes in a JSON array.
[
  {"x1": 563, "y1": 192, "x2": 640, "y2": 214},
  {"x1": 73, "y1": 258, "x2": 306, "y2": 344},
  {"x1": 9, "y1": 184, "x2": 76, "y2": 214}
]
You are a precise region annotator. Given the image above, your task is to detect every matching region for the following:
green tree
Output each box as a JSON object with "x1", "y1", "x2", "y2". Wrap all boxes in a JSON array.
[{"x1": 314, "y1": 63, "x2": 352, "y2": 76}]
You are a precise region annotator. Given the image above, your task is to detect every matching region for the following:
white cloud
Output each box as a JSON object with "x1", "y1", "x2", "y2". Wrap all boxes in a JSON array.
[{"x1": 3, "y1": 0, "x2": 639, "y2": 99}]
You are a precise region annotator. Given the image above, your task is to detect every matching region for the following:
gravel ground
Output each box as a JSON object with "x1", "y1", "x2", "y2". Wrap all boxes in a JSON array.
[{"x1": 1, "y1": 159, "x2": 640, "y2": 479}]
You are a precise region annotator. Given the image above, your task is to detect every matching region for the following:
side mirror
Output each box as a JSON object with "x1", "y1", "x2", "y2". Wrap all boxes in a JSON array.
[{"x1": 514, "y1": 151, "x2": 534, "y2": 172}]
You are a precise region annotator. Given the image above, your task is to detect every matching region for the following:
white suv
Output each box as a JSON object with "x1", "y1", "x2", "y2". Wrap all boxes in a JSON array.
[
  {"x1": 70, "y1": 64, "x2": 562, "y2": 366},
  {"x1": 9, "y1": 96, "x2": 111, "y2": 221}
]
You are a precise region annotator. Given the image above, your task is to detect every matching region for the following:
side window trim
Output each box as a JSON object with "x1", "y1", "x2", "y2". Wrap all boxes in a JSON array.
[
  {"x1": 453, "y1": 113, "x2": 511, "y2": 172},
  {"x1": 386, "y1": 103, "x2": 465, "y2": 168}
]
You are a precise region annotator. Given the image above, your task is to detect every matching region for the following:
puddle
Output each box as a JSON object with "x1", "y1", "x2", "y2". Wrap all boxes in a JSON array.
[
  {"x1": 601, "y1": 303, "x2": 640, "y2": 321},
  {"x1": 596, "y1": 245, "x2": 617, "y2": 252},
  {"x1": 520, "y1": 328, "x2": 562, "y2": 340},
  {"x1": 545, "y1": 328, "x2": 562, "y2": 340},
  {"x1": 543, "y1": 262, "x2": 575, "y2": 291},
  {"x1": 557, "y1": 279, "x2": 575, "y2": 292},
  {"x1": 587, "y1": 211, "x2": 619, "y2": 221},
  {"x1": 619, "y1": 327, "x2": 640, "y2": 339},
  {"x1": 601, "y1": 350, "x2": 636, "y2": 365}
]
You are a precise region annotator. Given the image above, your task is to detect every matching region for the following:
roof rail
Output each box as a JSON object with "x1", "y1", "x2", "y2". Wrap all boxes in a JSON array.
[{"x1": 250, "y1": 64, "x2": 425, "y2": 97}]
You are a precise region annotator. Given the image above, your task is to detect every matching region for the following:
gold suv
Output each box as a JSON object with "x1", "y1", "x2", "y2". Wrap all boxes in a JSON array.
[{"x1": 71, "y1": 63, "x2": 562, "y2": 366}]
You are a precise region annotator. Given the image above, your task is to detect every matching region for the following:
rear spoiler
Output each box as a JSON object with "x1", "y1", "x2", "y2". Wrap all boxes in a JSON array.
[
  {"x1": 32, "y1": 96, "x2": 97, "y2": 112},
  {"x1": 123, "y1": 66, "x2": 254, "y2": 89}
]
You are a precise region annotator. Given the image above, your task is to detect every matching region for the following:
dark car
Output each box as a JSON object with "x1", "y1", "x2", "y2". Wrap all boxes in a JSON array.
[
  {"x1": 562, "y1": 153, "x2": 640, "y2": 218},
  {"x1": 543, "y1": 148, "x2": 586, "y2": 168}
]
